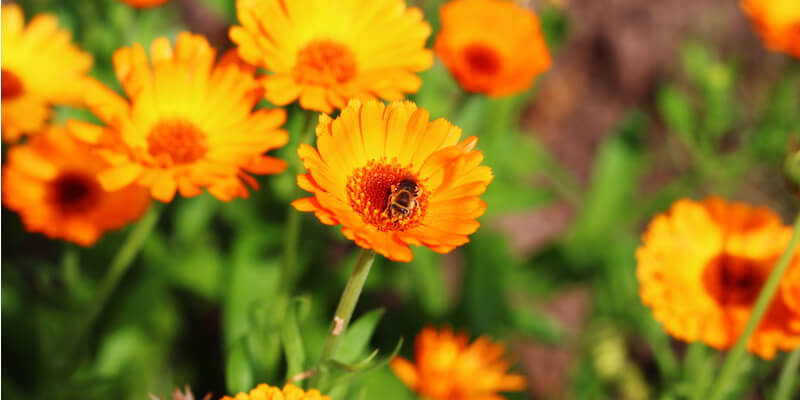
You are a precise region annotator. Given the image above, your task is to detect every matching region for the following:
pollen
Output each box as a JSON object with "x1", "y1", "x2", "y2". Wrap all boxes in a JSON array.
[
  {"x1": 49, "y1": 172, "x2": 102, "y2": 214},
  {"x1": 146, "y1": 119, "x2": 209, "y2": 165},
  {"x1": 295, "y1": 39, "x2": 357, "y2": 85},
  {"x1": 462, "y1": 43, "x2": 502, "y2": 76},
  {"x1": 346, "y1": 159, "x2": 428, "y2": 232},
  {"x1": 2, "y1": 69, "x2": 24, "y2": 101}
]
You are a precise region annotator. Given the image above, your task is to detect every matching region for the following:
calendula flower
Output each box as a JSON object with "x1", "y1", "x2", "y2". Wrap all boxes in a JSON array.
[
  {"x1": 636, "y1": 197, "x2": 800, "y2": 359},
  {"x1": 1, "y1": 127, "x2": 150, "y2": 246},
  {"x1": 230, "y1": 0, "x2": 433, "y2": 113},
  {"x1": 435, "y1": 0, "x2": 551, "y2": 97},
  {"x1": 782, "y1": 263, "x2": 800, "y2": 331},
  {"x1": 390, "y1": 326, "x2": 526, "y2": 399},
  {"x1": 222, "y1": 383, "x2": 328, "y2": 400},
  {"x1": 292, "y1": 99, "x2": 492, "y2": 262},
  {"x1": 1, "y1": 4, "x2": 92, "y2": 142},
  {"x1": 69, "y1": 32, "x2": 288, "y2": 202},
  {"x1": 741, "y1": 0, "x2": 800, "y2": 59},
  {"x1": 117, "y1": 0, "x2": 170, "y2": 8}
]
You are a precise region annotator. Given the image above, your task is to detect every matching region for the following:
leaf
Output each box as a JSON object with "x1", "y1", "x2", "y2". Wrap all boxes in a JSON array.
[
  {"x1": 510, "y1": 308, "x2": 564, "y2": 344},
  {"x1": 326, "y1": 338, "x2": 404, "y2": 392},
  {"x1": 281, "y1": 299, "x2": 308, "y2": 381},
  {"x1": 657, "y1": 84, "x2": 695, "y2": 141},
  {"x1": 335, "y1": 309, "x2": 385, "y2": 363},
  {"x1": 408, "y1": 249, "x2": 448, "y2": 317},
  {"x1": 226, "y1": 338, "x2": 255, "y2": 395}
]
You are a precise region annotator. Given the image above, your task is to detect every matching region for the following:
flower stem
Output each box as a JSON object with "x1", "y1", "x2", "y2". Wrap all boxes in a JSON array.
[
  {"x1": 281, "y1": 111, "x2": 318, "y2": 292},
  {"x1": 708, "y1": 212, "x2": 800, "y2": 400},
  {"x1": 310, "y1": 248, "x2": 377, "y2": 388},
  {"x1": 61, "y1": 203, "x2": 163, "y2": 369},
  {"x1": 775, "y1": 348, "x2": 800, "y2": 400}
]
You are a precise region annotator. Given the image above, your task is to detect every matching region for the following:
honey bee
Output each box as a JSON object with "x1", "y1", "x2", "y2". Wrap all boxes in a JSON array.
[{"x1": 386, "y1": 179, "x2": 420, "y2": 219}]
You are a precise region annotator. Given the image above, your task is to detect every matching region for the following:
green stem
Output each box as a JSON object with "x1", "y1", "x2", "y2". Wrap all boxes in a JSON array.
[
  {"x1": 775, "y1": 348, "x2": 800, "y2": 400},
  {"x1": 708, "y1": 212, "x2": 800, "y2": 400},
  {"x1": 310, "y1": 248, "x2": 377, "y2": 388},
  {"x1": 61, "y1": 203, "x2": 163, "y2": 368},
  {"x1": 281, "y1": 111, "x2": 318, "y2": 292}
]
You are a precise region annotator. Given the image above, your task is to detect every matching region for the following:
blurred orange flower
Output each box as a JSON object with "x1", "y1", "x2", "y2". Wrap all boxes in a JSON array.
[
  {"x1": 69, "y1": 32, "x2": 288, "y2": 203},
  {"x1": 230, "y1": 0, "x2": 433, "y2": 113},
  {"x1": 742, "y1": 0, "x2": 800, "y2": 59},
  {"x1": 636, "y1": 197, "x2": 800, "y2": 359},
  {"x1": 390, "y1": 326, "x2": 526, "y2": 399},
  {"x1": 292, "y1": 99, "x2": 492, "y2": 262},
  {"x1": 117, "y1": 0, "x2": 170, "y2": 8},
  {"x1": 221, "y1": 383, "x2": 328, "y2": 400},
  {"x1": 1, "y1": 4, "x2": 92, "y2": 142},
  {"x1": 2, "y1": 127, "x2": 150, "y2": 246},
  {"x1": 435, "y1": 0, "x2": 551, "y2": 97}
]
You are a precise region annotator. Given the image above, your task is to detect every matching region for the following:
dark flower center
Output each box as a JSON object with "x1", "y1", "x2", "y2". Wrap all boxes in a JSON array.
[
  {"x1": 2, "y1": 69, "x2": 24, "y2": 101},
  {"x1": 50, "y1": 172, "x2": 102, "y2": 214},
  {"x1": 462, "y1": 43, "x2": 502, "y2": 76},
  {"x1": 703, "y1": 254, "x2": 768, "y2": 307}
]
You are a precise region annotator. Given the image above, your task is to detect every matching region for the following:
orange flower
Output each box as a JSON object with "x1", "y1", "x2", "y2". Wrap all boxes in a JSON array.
[
  {"x1": 636, "y1": 197, "x2": 800, "y2": 359},
  {"x1": 292, "y1": 99, "x2": 492, "y2": 262},
  {"x1": 390, "y1": 326, "x2": 526, "y2": 399},
  {"x1": 742, "y1": 0, "x2": 800, "y2": 59},
  {"x1": 1, "y1": 127, "x2": 150, "y2": 246},
  {"x1": 68, "y1": 32, "x2": 288, "y2": 202},
  {"x1": 1, "y1": 4, "x2": 92, "y2": 142},
  {"x1": 230, "y1": 0, "x2": 433, "y2": 113},
  {"x1": 117, "y1": 0, "x2": 170, "y2": 8},
  {"x1": 222, "y1": 383, "x2": 328, "y2": 400},
  {"x1": 434, "y1": 0, "x2": 551, "y2": 97}
]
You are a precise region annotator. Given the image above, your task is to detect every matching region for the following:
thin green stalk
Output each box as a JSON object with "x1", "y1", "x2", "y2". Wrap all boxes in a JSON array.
[
  {"x1": 708, "y1": 212, "x2": 800, "y2": 400},
  {"x1": 62, "y1": 203, "x2": 163, "y2": 368},
  {"x1": 281, "y1": 111, "x2": 318, "y2": 292},
  {"x1": 310, "y1": 248, "x2": 377, "y2": 388},
  {"x1": 775, "y1": 348, "x2": 800, "y2": 400}
]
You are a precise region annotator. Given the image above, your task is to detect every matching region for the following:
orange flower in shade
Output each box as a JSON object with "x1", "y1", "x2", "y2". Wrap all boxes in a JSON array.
[
  {"x1": 435, "y1": 0, "x2": 551, "y2": 97},
  {"x1": 1, "y1": 127, "x2": 150, "y2": 246},
  {"x1": 636, "y1": 197, "x2": 800, "y2": 359},
  {"x1": 230, "y1": 0, "x2": 433, "y2": 113},
  {"x1": 68, "y1": 32, "x2": 288, "y2": 203},
  {"x1": 1, "y1": 4, "x2": 92, "y2": 142},
  {"x1": 292, "y1": 99, "x2": 492, "y2": 262},
  {"x1": 117, "y1": 0, "x2": 170, "y2": 8},
  {"x1": 741, "y1": 0, "x2": 800, "y2": 59},
  {"x1": 390, "y1": 326, "x2": 526, "y2": 399},
  {"x1": 221, "y1": 383, "x2": 328, "y2": 400}
]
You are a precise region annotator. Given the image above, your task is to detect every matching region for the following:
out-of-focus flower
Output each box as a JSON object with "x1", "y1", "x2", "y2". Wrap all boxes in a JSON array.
[
  {"x1": 782, "y1": 263, "x2": 800, "y2": 331},
  {"x1": 1, "y1": 4, "x2": 92, "y2": 142},
  {"x1": 434, "y1": 0, "x2": 551, "y2": 97},
  {"x1": 229, "y1": 0, "x2": 433, "y2": 113},
  {"x1": 69, "y1": 32, "x2": 288, "y2": 203},
  {"x1": 741, "y1": 0, "x2": 800, "y2": 59},
  {"x1": 117, "y1": 0, "x2": 170, "y2": 8},
  {"x1": 1, "y1": 127, "x2": 150, "y2": 246},
  {"x1": 221, "y1": 383, "x2": 328, "y2": 400},
  {"x1": 390, "y1": 326, "x2": 526, "y2": 399},
  {"x1": 636, "y1": 197, "x2": 800, "y2": 359},
  {"x1": 292, "y1": 99, "x2": 492, "y2": 262}
]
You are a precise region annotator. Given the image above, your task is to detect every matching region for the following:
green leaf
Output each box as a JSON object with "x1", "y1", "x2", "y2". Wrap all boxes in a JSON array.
[
  {"x1": 657, "y1": 85, "x2": 695, "y2": 141},
  {"x1": 408, "y1": 249, "x2": 448, "y2": 317},
  {"x1": 226, "y1": 338, "x2": 255, "y2": 395},
  {"x1": 282, "y1": 300, "x2": 308, "y2": 381},
  {"x1": 335, "y1": 309, "x2": 385, "y2": 363},
  {"x1": 510, "y1": 307, "x2": 563, "y2": 344},
  {"x1": 326, "y1": 338, "x2": 404, "y2": 392}
]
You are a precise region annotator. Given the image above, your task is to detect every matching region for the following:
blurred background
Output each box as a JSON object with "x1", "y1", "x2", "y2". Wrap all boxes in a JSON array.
[{"x1": 2, "y1": 0, "x2": 799, "y2": 399}]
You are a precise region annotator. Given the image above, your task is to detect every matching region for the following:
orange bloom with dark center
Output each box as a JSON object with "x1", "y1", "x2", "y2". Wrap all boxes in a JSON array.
[
  {"x1": 222, "y1": 383, "x2": 328, "y2": 400},
  {"x1": 636, "y1": 197, "x2": 800, "y2": 359},
  {"x1": 117, "y1": 0, "x2": 170, "y2": 8},
  {"x1": 2, "y1": 127, "x2": 150, "y2": 246},
  {"x1": 292, "y1": 99, "x2": 492, "y2": 262},
  {"x1": 435, "y1": 0, "x2": 551, "y2": 97},
  {"x1": 742, "y1": 0, "x2": 800, "y2": 59},
  {"x1": 69, "y1": 32, "x2": 288, "y2": 202},
  {"x1": 1, "y1": 4, "x2": 93, "y2": 142},
  {"x1": 230, "y1": 0, "x2": 433, "y2": 113},
  {"x1": 390, "y1": 326, "x2": 526, "y2": 399}
]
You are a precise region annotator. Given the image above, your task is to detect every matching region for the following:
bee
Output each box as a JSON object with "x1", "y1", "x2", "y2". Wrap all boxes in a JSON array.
[{"x1": 386, "y1": 179, "x2": 420, "y2": 219}]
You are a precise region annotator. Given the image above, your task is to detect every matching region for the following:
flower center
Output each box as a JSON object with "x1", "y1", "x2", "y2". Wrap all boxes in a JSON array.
[
  {"x1": 462, "y1": 43, "x2": 502, "y2": 76},
  {"x1": 146, "y1": 120, "x2": 208, "y2": 165},
  {"x1": 2, "y1": 69, "x2": 24, "y2": 101},
  {"x1": 49, "y1": 172, "x2": 102, "y2": 214},
  {"x1": 703, "y1": 254, "x2": 769, "y2": 307},
  {"x1": 346, "y1": 159, "x2": 428, "y2": 232},
  {"x1": 295, "y1": 39, "x2": 357, "y2": 84}
]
